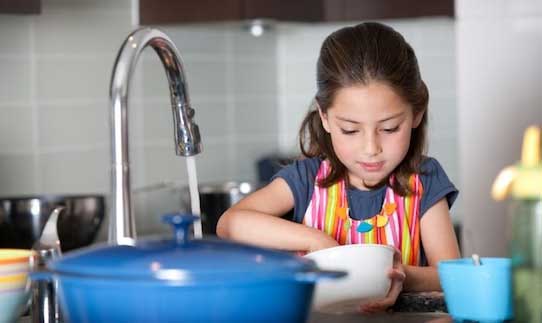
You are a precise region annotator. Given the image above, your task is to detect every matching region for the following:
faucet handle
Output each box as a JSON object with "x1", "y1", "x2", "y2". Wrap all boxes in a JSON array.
[
  {"x1": 186, "y1": 106, "x2": 195, "y2": 118},
  {"x1": 173, "y1": 106, "x2": 202, "y2": 157}
]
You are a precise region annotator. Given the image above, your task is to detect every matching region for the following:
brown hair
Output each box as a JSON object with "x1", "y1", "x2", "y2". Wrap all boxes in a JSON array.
[{"x1": 299, "y1": 22, "x2": 428, "y2": 196}]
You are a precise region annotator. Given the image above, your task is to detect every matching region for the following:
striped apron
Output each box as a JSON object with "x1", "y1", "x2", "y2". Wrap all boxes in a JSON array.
[{"x1": 302, "y1": 160, "x2": 424, "y2": 266}]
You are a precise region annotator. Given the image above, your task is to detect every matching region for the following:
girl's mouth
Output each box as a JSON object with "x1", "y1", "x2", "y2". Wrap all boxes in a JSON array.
[{"x1": 359, "y1": 161, "x2": 384, "y2": 172}]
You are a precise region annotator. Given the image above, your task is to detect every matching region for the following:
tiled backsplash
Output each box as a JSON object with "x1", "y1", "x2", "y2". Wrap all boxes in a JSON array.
[
  {"x1": 0, "y1": 0, "x2": 134, "y2": 197},
  {"x1": 0, "y1": 0, "x2": 458, "y2": 235}
]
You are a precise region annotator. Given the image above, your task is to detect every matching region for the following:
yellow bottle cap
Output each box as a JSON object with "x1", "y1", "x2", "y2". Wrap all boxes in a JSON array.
[
  {"x1": 492, "y1": 125, "x2": 541, "y2": 200},
  {"x1": 512, "y1": 165, "x2": 542, "y2": 199}
]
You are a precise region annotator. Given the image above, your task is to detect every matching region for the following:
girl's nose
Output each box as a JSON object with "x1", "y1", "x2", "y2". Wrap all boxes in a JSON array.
[{"x1": 363, "y1": 133, "x2": 382, "y2": 157}]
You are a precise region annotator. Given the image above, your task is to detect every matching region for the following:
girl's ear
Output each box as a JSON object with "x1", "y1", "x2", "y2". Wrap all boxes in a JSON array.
[
  {"x1": 317, "y1": 103, "x2": 331, "y2": 133},
  {"x1": 412, "y1": 110, "x2": 425, "y2": 129}
]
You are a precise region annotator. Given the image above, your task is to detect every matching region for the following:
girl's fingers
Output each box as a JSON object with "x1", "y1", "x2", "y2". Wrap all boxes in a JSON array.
[
  {"x1": 359, "y1": 299, "x2": 392, "y2": 313},
  {"x1": 359, "y1": 295, "x2": 396, "y2": 312},
  {"x1": 360, "y1": 257, "x2": 406, "y2": 314},
  {"x1": 360, "y1": 274, "x2": 404, "y2": 313},
  {"x1": 387, "y1": 277, "x2": 403, "y2": 300},
  {"x1": 359, "y1": 303, "x2": 381, "y2": 313},
  {"x1": 388, "y1": 268, "x2": 406, "y2": 281},
  {"x1": 392, "y1": 247, "x2": 402, "y2": 264}
]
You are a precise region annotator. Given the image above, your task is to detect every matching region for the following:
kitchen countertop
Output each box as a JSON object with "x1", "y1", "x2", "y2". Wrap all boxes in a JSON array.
[
  {"x1": 19, "y1": 313, "x2": 452, "y2": 323},
  {"x1": 19, "y1": 312, "x2": 452, "y2": 323},
  {"x1": 19, "y1": 292, "x2": 449, "y2": 322},
  {"x1": 309, "y1": 292, "x2": 450, "y2": 323},
  {"x1": 309, "y1": 312, "x2": 451, "y2": 323}
]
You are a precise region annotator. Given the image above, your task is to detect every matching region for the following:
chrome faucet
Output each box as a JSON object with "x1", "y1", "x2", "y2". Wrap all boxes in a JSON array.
[{"x1": 108, "y1": 28, "x2": 202, "y2": 245}]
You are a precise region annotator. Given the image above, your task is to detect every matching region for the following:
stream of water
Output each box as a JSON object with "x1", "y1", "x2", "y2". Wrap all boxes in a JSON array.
[{"x1": 186, "y1": 156, "x2": 202, "y2": 239}]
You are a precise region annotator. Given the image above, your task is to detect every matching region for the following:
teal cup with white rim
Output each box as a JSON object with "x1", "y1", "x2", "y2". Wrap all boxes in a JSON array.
[{"x1": 438, "y1": 257, "x2": 513, "y2": 322}]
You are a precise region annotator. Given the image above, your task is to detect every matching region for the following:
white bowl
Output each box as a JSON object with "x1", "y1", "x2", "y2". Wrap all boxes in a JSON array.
[
  {"x1": 0, "y1": 272, "x2": 30, "y2": 292},
  {"x1": 305, "y1": 244, "x2": 394, "y2": 313},
  {"x1": 0, "y1": 261, "x2": 30, "y2": 276},
  {"x1": 0, "y1": 288, "x2": 30, "y2": 323}
]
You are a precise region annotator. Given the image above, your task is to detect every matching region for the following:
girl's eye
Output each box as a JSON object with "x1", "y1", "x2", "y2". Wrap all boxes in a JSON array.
[
  {"x1": 340, "y1": 129, "x2": 358, "y2": 135},
  {"x1": 381, "y1": 126, "x2": 399, "y2": 133}
]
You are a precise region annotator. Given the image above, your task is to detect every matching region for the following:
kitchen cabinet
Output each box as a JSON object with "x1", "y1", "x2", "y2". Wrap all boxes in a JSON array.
[
  {"x1": 0, "y1": 0, "x2": 40, "y2": 14},
  {"x1": 139, "y1": 0, "x2": 243, "y2": 25},
  {"x1": 340, "y1": 0, "x2": 454, "y2": 21},
  {"x1": 139, "y1": 0, "x2": 454, "y2": 25}
]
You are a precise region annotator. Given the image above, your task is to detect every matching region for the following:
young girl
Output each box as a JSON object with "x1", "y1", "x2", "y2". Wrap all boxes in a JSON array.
[{"x1": 217, "y1": 22, "x2": 460, "y2": 312}]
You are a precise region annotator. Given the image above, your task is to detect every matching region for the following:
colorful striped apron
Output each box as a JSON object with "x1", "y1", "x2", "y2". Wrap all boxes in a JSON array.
[{"x1": 302, "y1": 160, "x2": 424, "y2": 266}]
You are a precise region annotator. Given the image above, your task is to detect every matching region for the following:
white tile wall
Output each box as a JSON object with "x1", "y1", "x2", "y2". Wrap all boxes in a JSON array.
[
  {"x1": 0, "y1": 107, "x2": 34, "y2": 153},
  {"x1": 0, "y1": 154, "x2": 36, "y2": 196},
  {"x1": 38, "y1": 148, "x2": 109, "y2": 194},
  {"x1": 233, "y1": 60, "x2": 277, "y2": 96},
  {"x1": 0, "y1": 58, "x2": 31, "y2": 104},
  {"x1": 234, "y1": 97, "x2": 278, "y2": 137},
  {"x1": 0, "y1": 1, "x2": 459, "y2": 236},
  {"x1": 0, "y1": 16, "x2": 32, "y2": 55},
  {"x1": 188, "y1": 98, "x2": 232, "y2": 138},
  {"x1": 38, "y1": 102, "x2": 110, "y2": 148},
  {"x1": 35, "y1": 56, "x2": 113, "y2": 101}
]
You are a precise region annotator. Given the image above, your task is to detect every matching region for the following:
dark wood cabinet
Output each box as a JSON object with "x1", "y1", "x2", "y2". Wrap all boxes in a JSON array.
[
  {"x1": 139, "y1": 0, "x2": 243, "y2": 25},
  {"x1": 341, "y1": 0, "x2": 454, "y2": 20},
  {"x1": 0, "y1": 0, "x2": 41, "y2": 14},
  {"x1": 139, "y1": 0, "x2": 454, "y2": 25},
  {"x1": 243, "y1": 0, "x2": 330, "y2": 22}
]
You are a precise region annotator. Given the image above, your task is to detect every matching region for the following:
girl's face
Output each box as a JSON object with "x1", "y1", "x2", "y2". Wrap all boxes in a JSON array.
[{"x1": 319, "y1": 82, "x2": 423, "y2": 190}]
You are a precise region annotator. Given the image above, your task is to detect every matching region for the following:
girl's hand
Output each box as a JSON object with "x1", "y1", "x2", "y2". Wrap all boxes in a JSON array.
[
  {"x1": 359, "y1": 248, "x2": 406, "y2": 313},
  {"x1": 308, "y1": 230, "x2": 340, "y2": 253}
]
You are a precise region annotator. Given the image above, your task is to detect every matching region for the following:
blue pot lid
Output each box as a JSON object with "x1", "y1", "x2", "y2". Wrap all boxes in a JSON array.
[{"x1": 48, "y1": 214, "x2": 317, "y2": 284}]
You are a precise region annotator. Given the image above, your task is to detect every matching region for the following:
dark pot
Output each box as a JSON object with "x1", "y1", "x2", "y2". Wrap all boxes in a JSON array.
[
  {"x1": 32, "y1": 214, "x2": 346, "y2": 323},
  {"x1": 0, "y1": 195, "x2": 105, "y2": 252},
  {"x1": 196, "y1": 181, "x2": 255, "y2": 235}
]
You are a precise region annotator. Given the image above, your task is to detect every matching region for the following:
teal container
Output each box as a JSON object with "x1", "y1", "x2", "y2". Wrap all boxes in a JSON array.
[{"x1": 438, "y1": 257, "x2": 513, "y2": 322}]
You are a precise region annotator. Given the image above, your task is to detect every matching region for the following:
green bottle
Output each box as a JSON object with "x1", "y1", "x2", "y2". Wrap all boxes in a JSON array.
[{"x1": 493, "y1": 126, "x2": 542, "y2": 323}]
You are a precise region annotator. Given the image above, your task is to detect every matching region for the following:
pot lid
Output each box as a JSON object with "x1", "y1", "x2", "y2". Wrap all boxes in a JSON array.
[{"x1": 48, "y1": 214, "x2": 317, "y2": 284}]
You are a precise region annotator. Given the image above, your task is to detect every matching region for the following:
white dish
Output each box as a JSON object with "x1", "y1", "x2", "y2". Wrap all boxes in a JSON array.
[
  {"x1": 305, "y1": 244, "x2": 394, "y2": 313},
  {"x1": 0, "y1": 288, "x2": 30, "y2": 323},
  {"x1": 0, "y1": 272, "x2": 30, "y2": 292},
  {"x1": 0, "y1": 262, "x2": 31, "y2": 276}
]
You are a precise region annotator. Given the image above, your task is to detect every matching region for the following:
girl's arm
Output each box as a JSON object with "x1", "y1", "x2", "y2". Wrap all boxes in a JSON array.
[
  {"x1": 403, "y1": 198, "x2": 461, "y2": 291},
  {"x1": 216, "y1": 178, "x2": 339, "y2": 252}
]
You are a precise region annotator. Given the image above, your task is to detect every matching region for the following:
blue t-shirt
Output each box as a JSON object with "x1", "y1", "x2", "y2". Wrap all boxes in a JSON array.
[{"x1": 273, "y1": 157, "x2": 458, "y2": 223}]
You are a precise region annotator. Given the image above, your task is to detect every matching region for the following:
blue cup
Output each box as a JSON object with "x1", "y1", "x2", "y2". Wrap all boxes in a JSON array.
[{"x1": 438, "y1": 257, "x2": 513, "y2": 322}]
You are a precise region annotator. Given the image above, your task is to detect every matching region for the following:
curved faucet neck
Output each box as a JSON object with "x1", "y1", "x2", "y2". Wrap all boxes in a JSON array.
[{"x1": 108, "y1": 27, "x2": 202, "y2": 245}]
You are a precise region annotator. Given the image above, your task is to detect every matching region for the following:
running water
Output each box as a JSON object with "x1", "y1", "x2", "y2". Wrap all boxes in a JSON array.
[{"x1": 186, "y1": 156, "x2": 202, "y2": 238}]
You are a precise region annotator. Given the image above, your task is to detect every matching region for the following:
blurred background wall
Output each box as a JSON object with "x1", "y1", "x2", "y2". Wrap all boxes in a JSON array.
[{"x1": 456, "y1": 0, "x2": 542, "y2": 257}]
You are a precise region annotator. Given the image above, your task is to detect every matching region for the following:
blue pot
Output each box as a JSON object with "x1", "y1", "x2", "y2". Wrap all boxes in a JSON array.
[{"x1": 33, "y1": 214, "x2": 345, "y2": 323}]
